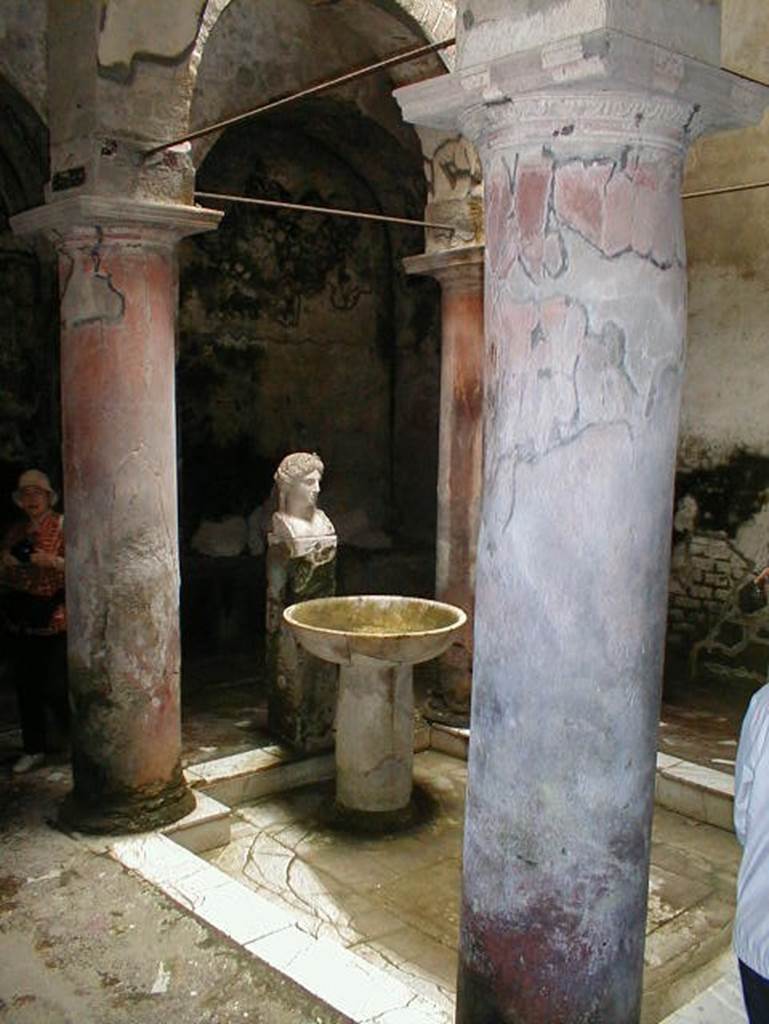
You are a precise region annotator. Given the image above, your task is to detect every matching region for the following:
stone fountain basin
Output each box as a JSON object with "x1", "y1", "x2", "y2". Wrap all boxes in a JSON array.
[{"x1": 283, "y1": 595, "x2": 467, "y2": 666}]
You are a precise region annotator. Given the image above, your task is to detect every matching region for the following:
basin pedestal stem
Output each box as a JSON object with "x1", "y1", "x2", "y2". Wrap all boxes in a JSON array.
[{"x1": 336, "y1": 656, "x2": 414, "y2": 814}]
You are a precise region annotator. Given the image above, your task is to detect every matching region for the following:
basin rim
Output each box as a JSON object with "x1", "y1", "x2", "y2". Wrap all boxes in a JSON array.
[{"x1": 283, "y1": 594, "x2": 467, "y2": 640}]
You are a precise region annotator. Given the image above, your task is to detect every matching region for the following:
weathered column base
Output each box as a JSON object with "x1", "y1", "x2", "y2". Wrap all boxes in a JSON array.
[
  {"x1": 60, "y1": 769, "x2": 194, "y2": 835},
  {"x1": 335, "y1": 656, "x2": 414, "y2": 820},
  {"x1": 12, "y1": 195, "x2": 222, "y2": 838}
]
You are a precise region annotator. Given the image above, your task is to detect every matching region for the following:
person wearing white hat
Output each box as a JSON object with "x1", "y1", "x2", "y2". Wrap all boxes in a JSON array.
[{"x1": 1, "y1": 469, "x2": 68, "y2": 774}]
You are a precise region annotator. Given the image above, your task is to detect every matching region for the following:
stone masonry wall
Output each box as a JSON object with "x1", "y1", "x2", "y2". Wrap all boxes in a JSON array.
[
  {"x1": 666, "y1": 529, "x2": 768, "y2": 687},
  {"x1": 668, "y1": 15, "x2": 769, "y2": 693}
]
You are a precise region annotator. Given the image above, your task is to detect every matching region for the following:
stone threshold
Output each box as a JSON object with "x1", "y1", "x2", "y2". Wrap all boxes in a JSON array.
[
  {"x1": 428, "y1": 726, "x2": 736, "y2": 833},
  {"x1": 106, "y1": 721, "x2": 735, "y2": 1024},
  {"x1": 107, "y1": 720, "x2": 449, "y2": 1024},
  {"x1": 654, "y1": 752, "x2": 734, "y2": 833},
  {"x1": 659, "y1": 952, "x2": 746, "y2": 1023},
  {"x1": 164, "y1": 722, "x2": 735, "y2": 855},
  {"x1": 111, "y1": 831, "x2": 450, "y2": 1024}
]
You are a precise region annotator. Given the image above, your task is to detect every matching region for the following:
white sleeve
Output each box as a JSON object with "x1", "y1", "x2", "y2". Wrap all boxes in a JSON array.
[
  {"x1": 734, "y1": 692, "x2": 769, "y2": 847},
  {"x1": 734, "y1": 704, "x2": 754, "y2": 847}
]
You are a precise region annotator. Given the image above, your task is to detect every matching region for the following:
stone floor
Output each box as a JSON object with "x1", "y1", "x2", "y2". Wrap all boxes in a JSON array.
[
  {"x1": 660, "y1": 952, "x2": 747, "y2": 1024},
  {"x1": 0, "y1": 658, "x2": 752, "y2": 1023},
  {"x1": 176, "y1": 656, "x2": 755, "y2": 779},
  {"x1": 659, "y1": 685, "x2": 753, "y2": 776},
  {"x1": 0, "y1": 751, "x2": 353, "y2": 1024},
  {"x1": 202, "y1": 750, "x2": 742, "y2": 1024}
]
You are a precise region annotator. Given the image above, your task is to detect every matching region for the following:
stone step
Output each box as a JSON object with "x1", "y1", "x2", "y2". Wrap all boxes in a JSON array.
[
  {"x1": 659, "y1": 953, "x2": 746, "y2": 1024},
  {"x1": 655, "y1": 753, "x2": 734, "y2": 832},
  {"x1": 170, "y1": 725, "x2": 737, "y2": 860}
]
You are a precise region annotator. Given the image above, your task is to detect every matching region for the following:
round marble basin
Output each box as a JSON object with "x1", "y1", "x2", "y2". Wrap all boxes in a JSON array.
[{"x1": 283, "y1": 595, "x2": 467, "y2": 666}]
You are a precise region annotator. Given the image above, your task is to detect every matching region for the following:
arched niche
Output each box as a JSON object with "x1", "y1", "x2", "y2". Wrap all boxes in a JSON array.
[{"x1": 177, "y1": 1, "x2": 447, "y2": 657}]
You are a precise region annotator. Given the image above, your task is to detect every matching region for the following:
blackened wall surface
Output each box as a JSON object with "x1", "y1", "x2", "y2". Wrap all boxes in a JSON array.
[
  {"x1": 177, "y1": 105, "x2": 440, "y2": 655},
  {"x1": 179, "y1": 118, "x2": 392, "y2": 535},
  {"x1": 0, "y1": 76, "x2": 59, "y2": 540},
  {"x1": 667, "y1": 454, "x2": 769, "y2": 692},
  {"x1": 666, "y1": 104, "x2": 769, "y2": 695}
]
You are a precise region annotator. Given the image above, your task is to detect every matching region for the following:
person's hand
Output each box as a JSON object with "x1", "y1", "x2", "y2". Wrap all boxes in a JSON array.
[
  {"x1": 30, "y1": 551, "x2": 62, "y2": 570},
  {"x1": 756, "y1": 567, "x2": 769, "y2": 589},
  {"x1": 1, "y1": 550, "x2": 19, "y2": 567}
]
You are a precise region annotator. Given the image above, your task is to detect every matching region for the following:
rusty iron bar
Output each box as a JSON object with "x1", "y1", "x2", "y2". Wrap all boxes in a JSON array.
[
  {"x1": 720, "y1": 65, "x2": 769, "y2": 88},
  {"x1": 196, "y1": 179, "x2": 769, "y2": 231},
  {"x1": 194, "y1": 190, "x2": 456, "y2": 232},
  {"x1": 143, "y1": 37, "x2": 456, "y2": 159},
  {"x1": 682, "y1": 179, "x2": 769, "y2": 199},
  {"x1": 680, "y1": 65, "x2": 769, "y2": 200}
]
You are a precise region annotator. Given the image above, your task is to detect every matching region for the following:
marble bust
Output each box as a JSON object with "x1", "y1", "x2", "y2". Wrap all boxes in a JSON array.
[
  {"x1": 269, "y1": 452, "x2": 336, "y2": 562},
  {"x1": 266, "y1": 451, "x2": 338, "y2": 753}
]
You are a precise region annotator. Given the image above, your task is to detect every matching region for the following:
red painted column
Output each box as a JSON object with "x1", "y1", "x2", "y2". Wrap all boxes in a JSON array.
[
  {"x1": 405, "y1": 246, "x2": 484, "y2": 725},
  {"x1": 12, "y1": 196, "x2": 221, "y2": 833}
]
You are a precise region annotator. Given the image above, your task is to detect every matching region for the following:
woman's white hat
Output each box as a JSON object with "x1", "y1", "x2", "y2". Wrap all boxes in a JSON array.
[{"x1": 12, "y1": 469, "x2": 58, "y2": 507}]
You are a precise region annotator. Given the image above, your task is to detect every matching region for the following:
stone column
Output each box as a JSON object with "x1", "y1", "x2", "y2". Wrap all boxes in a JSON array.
[
  {"x1": 404, "y1": 246, "x2": 484, "y2": 725},
  {"x1": 12, "y1": 195, "x2": 221, "y2": 834},
  {"x1": 396, "y1": 6, "x2": 769, "y2": 1021}
]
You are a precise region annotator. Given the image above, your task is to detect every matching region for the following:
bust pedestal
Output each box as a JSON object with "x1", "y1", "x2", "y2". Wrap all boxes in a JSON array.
[{"x1": 266, "y1": 518, "x2": 338, "y2": 753}]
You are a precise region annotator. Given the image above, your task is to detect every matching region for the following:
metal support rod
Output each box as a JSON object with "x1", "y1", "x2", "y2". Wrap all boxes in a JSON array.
[
  {"x1": 194, "y1": 190, "x2": 456, "y2": 232},
  {"x1": 144, "y1": 37, "x2": 455, "y2": 159},
  {"x1": 682, "y1": 179, "x2": 769, "y2": 200},
  {"x1": 720, "y1": 65, "x2": 769, "y2": 88}
]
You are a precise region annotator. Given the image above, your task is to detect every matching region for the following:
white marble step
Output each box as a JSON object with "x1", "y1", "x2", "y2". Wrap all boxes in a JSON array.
[
  {"x1": 660, "y1": 954, "x2": 746, "y2": 1024},
  {"x1": 655, "y1": 752, "x2": 734, "y2": 832}
]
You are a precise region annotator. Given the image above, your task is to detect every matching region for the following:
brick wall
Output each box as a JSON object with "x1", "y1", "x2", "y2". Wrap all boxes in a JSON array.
[{"x1": 667, "y1": 530, "x2": 769, "y2": 688}]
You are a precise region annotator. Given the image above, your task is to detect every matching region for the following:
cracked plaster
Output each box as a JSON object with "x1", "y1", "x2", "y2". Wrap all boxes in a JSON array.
[
  {"x1": 455, "y1": 0, "x2": 720, "y2": 71},
  {"x1": 98, "y1": 0, "x2": 207, "y2": 79}
]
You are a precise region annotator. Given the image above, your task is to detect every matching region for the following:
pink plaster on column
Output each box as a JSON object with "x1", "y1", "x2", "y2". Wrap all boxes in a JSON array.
[
  {"x1": 514, "y1": 162, "x2": 552, "y2": 276},
  {"x1": 61, "y1": 231, "x2": 186, "y2": 807},
  {"x1": 485, "y1": 157, "x2": 518, "y2": 279},
  {"x1": 463, "y1": 123, "x2": 688, "y2": 1024},
  {"x1": 554, "y1": 151, "x2": 684, "y2": 265},
  {"x1": 11, "y1": 196, "x2": 221, "y2": 833},
  {"x1": 553, "y1": 160, "x2": 614, "y2": 248},
  {"x1": 404, "y1": 246, "x2": 484, "y2": 721},
  {"x1": 396, "y1": 31, "x2": 769, "y2": 1018}
]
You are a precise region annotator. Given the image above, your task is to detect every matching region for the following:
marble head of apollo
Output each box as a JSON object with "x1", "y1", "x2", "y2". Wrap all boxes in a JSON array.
[
  {"x1": 274, "y1": 452, "x2": 324, "y2": 522},
  {"x1": 271, "y1": 452, "x2": 335, "y2": 557}
]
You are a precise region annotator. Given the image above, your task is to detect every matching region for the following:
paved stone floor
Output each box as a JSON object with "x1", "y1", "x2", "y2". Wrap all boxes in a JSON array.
[
  {"x1": 0, "y1": 754, "x2": 353, "y2": 1024},
  {"x1": 203, "y1": 750, "x2": 742, "y2": 1024},
  {"x1": 659, "y1": 685, "x2": 753, "y2": 777},
  {"x1": 177, "y1": 657, "x2": 754, "y2": 780},
  {"x1": 0, "y1": 662, "x2": 750, "y2": 1023},
  {"x1": 661, "y1": 952, "x2": 746, "y2": 1024}
]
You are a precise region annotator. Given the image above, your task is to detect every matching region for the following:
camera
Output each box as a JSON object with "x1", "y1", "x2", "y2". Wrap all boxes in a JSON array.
[{"x1": 10, "y1": 538, "x2": 35, "y2": 564}]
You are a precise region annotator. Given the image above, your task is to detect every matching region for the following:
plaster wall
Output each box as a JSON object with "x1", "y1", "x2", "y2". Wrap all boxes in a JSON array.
[
  {"x1": 0, "y1": 78, "x2": 58, "y2": 536},
  {"x1": 178, "y1": 124, "x2": 392, "y2": 532},
  {"x1": 177, "y1": 109, "x2": 439, "y2": 546},
  {"x1": 0, "y1": 0, "x2": 46, "y2": 123},
  {"x1": 0, "y1": 237, "x2": 58, "y2": 485},
  {"x1": 668, "y1": 56, "x2": 769, "y2": 688},
  {"x1": 187, "y1": 0, "x2": 445, "y2": 169},
  {"x1": 722, "y1": 0, "x2": 769, "y2": 84}
]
